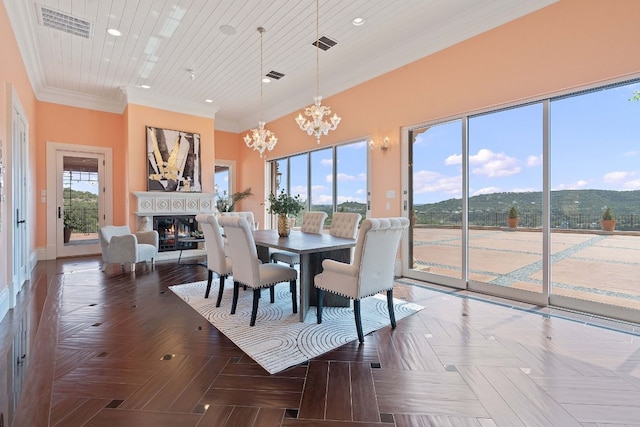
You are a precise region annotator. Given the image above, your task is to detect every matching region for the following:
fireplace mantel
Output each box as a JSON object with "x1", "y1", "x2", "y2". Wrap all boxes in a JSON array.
[
  {"x1": 133, "y1": 191, "x2": 216, "y2": 216},
  {"x1": 133, "y1": 191, "x2": 216, "y2": 230}
]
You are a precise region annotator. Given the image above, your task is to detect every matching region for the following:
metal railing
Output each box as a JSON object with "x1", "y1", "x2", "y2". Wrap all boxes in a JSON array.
[
  {"x1": 415, "y1": 211, "x2": 640, "y2": 231},
  {"x1": 64, "y1": 206, "x2": 99, "y2": 233}
]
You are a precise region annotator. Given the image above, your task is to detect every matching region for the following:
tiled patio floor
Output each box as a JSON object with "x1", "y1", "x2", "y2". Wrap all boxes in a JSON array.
[{"x1": 412, "y1": 227, "x2": 640, "y2": 311}]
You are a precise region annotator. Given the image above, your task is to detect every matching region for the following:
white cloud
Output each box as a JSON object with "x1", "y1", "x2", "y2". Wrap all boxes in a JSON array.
[
  {"x1": 624, "y1": 150, "x2": 639, "y2": 157},
  {"x1": 444, "y1": 153, "x2": 462, "y2": 165},
  {"x1": 291, "y1": 185, "x2": 307, "y2": 197},
  {"x1": 622, "y1": 179, "x2": 640, "y2": 190},
  {"x1": 526, "y1": 155, "x2": 542, "y2": 167},
  {"x1": 314, "y1": 194, "x2": 333, "y2": 204},
  {"x1": 604, "y1": 171, "x2": 636, "y2": 184},
  {"x1": 320, "y1": 158, "x2": 333, "y2": 167},
  {"x1": 472, "y1": 186, "x2": 502, "y2": 196},
  {"x1": 470, "y1": 148, "x2": 520, "y2": 177},
  {"x1": 511, "y1": 187, "x2": 537, "y2": 193},
  {"x1": 413, "y1": 170, "x2": 461, "y2": 197},
  {"x1": 336, "y1": 172, "x2": 366, "y2": 182},
  {"x1": 553, "y1": 180, "x2": 589, "y2": 190}
]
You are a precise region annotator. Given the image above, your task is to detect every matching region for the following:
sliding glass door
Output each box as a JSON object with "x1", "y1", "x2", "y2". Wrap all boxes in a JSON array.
[
  {"x1": 467, "y1": 103, "x2": 545, "y2": 303},
  {"x1": 404, "y1": 78, "x2": 640, "y2": 323},
  {"x1": 407, "y1": 120, "x2": 465, "y2": 288}
]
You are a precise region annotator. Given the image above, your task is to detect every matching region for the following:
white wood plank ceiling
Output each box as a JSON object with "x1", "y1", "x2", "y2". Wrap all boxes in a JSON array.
[{"x1": 5, "y1": 0, "x2": 556, "y2": 132}]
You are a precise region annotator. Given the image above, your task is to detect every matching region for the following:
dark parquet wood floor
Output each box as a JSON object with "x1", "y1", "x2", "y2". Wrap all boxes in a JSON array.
[{"x1": 3, "y1": 256, "x2": 640, "y2": 426}]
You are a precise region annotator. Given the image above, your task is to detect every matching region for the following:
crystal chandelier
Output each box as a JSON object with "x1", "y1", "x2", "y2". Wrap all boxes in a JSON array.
[
  {"x1": 295, "y1": 0, "x2": 341, "y2": 143},
  {"x1": 244, "y1": 27, "x2": 277, "y2": 157}
]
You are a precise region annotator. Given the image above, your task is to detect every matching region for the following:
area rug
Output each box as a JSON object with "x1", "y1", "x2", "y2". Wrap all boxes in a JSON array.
[{"x1": 169, "y1": 280, "x2": 424, "y2": 374}]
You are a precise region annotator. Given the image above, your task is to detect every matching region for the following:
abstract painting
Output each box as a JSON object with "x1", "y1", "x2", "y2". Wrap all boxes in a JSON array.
[{"x1": 147, "y1": 126, "x2": 201, "y2": 192}]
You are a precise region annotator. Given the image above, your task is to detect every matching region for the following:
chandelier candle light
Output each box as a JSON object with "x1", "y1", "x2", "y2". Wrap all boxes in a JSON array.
[
  {"x1": 244, "y1": 27, "x2": 277, "y2": 157},
  {"x1": 295, "y1": 0, "x2": 341, "y2": 143}
]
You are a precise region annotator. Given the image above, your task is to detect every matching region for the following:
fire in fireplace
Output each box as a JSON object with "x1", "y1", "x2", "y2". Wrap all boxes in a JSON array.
[{"x1": 153, "y1": 215, "x2": 198, "y2": 252}]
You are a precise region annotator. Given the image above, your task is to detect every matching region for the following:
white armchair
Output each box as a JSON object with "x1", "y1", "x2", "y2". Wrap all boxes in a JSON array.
[
  {"x1": 314, "y1": 217, "x2": 409, "y2": 342},
  {"x1": 99, "y1": 225, "x2": 159, "y2": 272}
]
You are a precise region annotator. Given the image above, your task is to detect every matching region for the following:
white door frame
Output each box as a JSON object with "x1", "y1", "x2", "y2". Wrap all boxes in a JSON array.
[
  {"x1": 45, "y1": 142, "x2": 113, "y2": 259},
  {"x1": 6, "y1": 83, "x2": 30, "y2": 308}
]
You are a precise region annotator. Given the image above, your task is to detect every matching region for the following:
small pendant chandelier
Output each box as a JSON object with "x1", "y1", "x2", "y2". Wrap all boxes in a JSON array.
[
  {"x1": 295, "y1": 0, "x2": 341, "y2": 143},
  {"x1": 244, "y1": 27, "x2": 277, "y2": 158}
]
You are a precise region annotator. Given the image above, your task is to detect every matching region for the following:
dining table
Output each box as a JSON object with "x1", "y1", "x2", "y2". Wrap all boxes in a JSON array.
[{"x1": 252, "y1": 229, "x2": 357, "y2": 321}]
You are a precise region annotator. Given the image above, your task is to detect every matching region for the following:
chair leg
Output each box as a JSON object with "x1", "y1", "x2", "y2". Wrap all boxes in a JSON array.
[
  {"x1": 387, "y1": 289, "x2": 396, "y2": 328},
  {"x1": 231, "y1": 281, "x2": 240, "y2": 314},
  {"x1": 205, "y1": 270, "x2": 213, "y2": 299},
  {"x1": 216, "y1": 275, "x2": 226, "y2": 308},
  {"x1": 270, "y1": 286, "x2": 275, "y2": 303},
  {"x1": 354, "y1": 299, "x2": 364, "y2": 343},
  {"x1": 316, "y1": 288, "x2": 323, "y2": 324},
  {"x1": 250, "y1": 288, "x2": 260, "y2": 326},
  {"x1": 291, "y1": 280, "x2": 297, "y2": 314}
]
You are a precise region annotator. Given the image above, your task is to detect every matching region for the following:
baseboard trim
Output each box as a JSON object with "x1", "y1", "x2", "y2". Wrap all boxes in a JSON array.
[{"x1": 0, "y1": 287, "x2": 10, "y2": 324}]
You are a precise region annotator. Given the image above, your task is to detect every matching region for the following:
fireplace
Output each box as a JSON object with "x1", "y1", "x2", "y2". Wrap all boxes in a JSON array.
[
  {"x1": 153, "y1": 215, "x2": 199, "y2": 252},
  {"x1": 132, "y1": 191, "x2": 215, "y2": 252}
]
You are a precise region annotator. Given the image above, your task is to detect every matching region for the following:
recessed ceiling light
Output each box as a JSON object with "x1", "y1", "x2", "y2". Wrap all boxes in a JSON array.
[
  {"x1": 219, "y1": 25, "x2": 236, "y2": 36},
  {"x1": 140, "y1": 84, "x2": 150, "y2": 89},
  {"x1": 262, "y1": 77, "x2": 271, "y2": 83},
  {"x1": 352, "y1": 17, "x2": 365, "y2": 26},
  {"x1": 107, "y1": 28, "x2": 121, "y2": 36},
  {"x1": 205, "y1": 99, "x2": 213, "y2": 103}
]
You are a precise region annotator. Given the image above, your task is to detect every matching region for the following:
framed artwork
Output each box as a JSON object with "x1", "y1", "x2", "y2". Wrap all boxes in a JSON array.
[{"x1": 147, "y1": 126, "x2": 201, "y2": 192}]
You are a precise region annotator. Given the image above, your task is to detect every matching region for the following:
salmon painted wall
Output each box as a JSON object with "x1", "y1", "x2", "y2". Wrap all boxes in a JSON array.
[
  {"x1": 213, "y1": 129, "x2": 267, "y2": 226},
  {"x1": 35, "y1": 102, "x2": 125, "y2": 243},
  {"x1": 125, "y1": 104, "x2": 215, "y2": 227},
  {"x1": 259, "y1": 0, "x2": 640, "y2": 217},
  {"x1": 0, "y1": 1, "x2": 37, "y2": 297}
]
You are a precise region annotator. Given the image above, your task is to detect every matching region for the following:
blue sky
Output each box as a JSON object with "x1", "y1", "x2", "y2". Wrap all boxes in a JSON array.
[{"x1": 413, "y1": 81, "x2": 640, "y2": 205}]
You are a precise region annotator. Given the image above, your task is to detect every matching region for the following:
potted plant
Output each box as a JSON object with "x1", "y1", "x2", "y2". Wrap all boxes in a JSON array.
[
  {"x1": 63, "y1": 211, "x2": 82, "y2": 243},
  {"x1": 507, "y1": 206, "x2": 518, "y2": 229},
  {"x1": 215, "y1": 187, "x2": 253, "y2": 212},
  {"x1": 600, "y1": 207, "x2": 616, "y2": 232},
  {"x1": 267, "y1": 189, "x2": 305, "y2": 237}
]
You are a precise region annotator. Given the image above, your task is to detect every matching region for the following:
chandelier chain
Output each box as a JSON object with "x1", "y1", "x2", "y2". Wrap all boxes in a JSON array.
[
  {"x1": 294, "y1": 0, "x2": 341, "y2": 143},
  {"x1": 315, "y1": 0, "x2": 319, "y2": 97},
  {"x1": 244, "y1": 26, "x2": 277, "y2": 157}
]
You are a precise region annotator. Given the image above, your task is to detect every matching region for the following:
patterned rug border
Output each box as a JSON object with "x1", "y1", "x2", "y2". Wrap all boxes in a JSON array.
[{"x1": 170, "y1": 281, "x2": 424, "y2": 374}]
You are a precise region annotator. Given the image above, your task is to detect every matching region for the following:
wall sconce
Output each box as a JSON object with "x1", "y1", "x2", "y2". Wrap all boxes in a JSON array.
[{"x1": 369, "y1": 137, "x2": 390, "y2": 152}]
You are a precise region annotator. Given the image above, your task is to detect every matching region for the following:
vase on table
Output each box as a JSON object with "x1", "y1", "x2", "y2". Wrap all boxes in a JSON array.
[{"x1": 277, "y1": 214, "x2": 290, "y2": 237}]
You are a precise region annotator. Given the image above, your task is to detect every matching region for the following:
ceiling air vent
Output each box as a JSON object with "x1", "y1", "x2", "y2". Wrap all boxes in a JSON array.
[
  {"x1": 265, "y1": 70, "x2": 285, "y2": 80},
  {"x1": 312, "y1": 36, "x2": 337, "y2": 51},
  {"x1": 38, "y1": 5, "x2": 92, "y2": 39}
]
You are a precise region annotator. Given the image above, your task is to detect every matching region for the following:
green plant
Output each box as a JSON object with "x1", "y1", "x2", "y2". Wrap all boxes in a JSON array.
[
  {"x1": 508, "y1": 206, "x2": 518, "y2": 218},
  {"x1": 267, "y1": 189, "x2": 305, "y2": 216},
  {"x1": 63, "y1": 211, "x2": 82, "y2": 229},
  {"x1": 215, "y1": 187, "x2": 253, "y2": 212},
  {"x1": 602, "y1": 207, "x2": 613, "y2": 220}
]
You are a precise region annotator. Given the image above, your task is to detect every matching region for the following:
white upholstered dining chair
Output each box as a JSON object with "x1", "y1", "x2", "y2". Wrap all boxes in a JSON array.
[
  {"x1": 219, "y1": 211, "x2": 257, "y2": 230},
  {"x1": 330, "y1": 212, "x2": 361, "y2": 239},
  {"x1": 195, "y1": 214, "x2": 232, "y2": 306},
  {"x1": 270, "y1": 211, "x2": 328, "y2": 266},
  {"x1": 218, "y1": 216, "x2": 298, "y2": 326},
  {"x1": 314, "y1": 217, "x2": 409, "y2": 343}
]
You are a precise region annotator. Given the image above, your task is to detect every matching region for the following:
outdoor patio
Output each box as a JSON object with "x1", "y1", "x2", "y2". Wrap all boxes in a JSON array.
[{"x1": 412, "y1": 227, "x2": 640, "y2": 311}]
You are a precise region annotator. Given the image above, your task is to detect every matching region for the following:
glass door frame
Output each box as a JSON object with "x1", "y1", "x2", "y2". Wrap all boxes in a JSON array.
[{"x1": 45, "y1": 142, "x2": 113, "y2": 259}]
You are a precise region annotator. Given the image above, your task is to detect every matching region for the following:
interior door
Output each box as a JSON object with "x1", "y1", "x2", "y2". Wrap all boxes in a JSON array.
[
  {"x1": 11, "y1": 96, "x2": 29, "y2": 304},
  {"x1": 55, "y1": 151, "x2": 105, "y2": 257}
]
